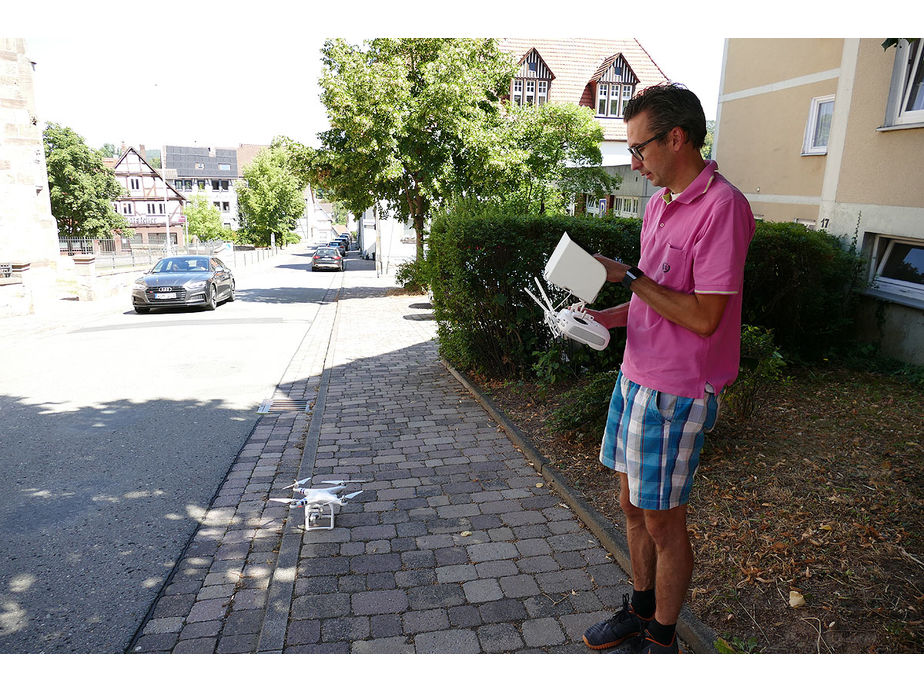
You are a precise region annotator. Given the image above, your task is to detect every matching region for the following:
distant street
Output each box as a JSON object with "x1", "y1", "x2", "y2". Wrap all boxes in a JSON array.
[{"x1": 0, "y1": 246, "x2": 341, "y2": 653}]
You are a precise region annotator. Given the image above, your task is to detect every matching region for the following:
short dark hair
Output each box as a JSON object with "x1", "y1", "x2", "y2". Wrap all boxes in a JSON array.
[{"x1": 623, "y1": 82, "x2": 707, "y2": 149}]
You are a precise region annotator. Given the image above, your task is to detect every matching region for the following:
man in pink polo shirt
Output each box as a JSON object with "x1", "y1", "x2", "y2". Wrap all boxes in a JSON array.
[{"x1": 581, "y1": 84, "x2": 755, "y2": 653}]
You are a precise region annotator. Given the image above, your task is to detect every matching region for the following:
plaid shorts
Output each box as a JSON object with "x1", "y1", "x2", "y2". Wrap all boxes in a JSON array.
[{"x1": 599, "y1": 372, "x2": 719, "y2": 510}]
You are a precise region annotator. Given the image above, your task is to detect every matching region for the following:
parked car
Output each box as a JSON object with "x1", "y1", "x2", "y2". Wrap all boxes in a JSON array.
[
  {"x1": 312, "y1": 246, "x2": 343, "y2": 271},
  {"x1": 132, "y1": 255, "x2": 235, "y2": 313},
  {"x1": 327, "y1": 239, "x2": 347, "y2": 255}
]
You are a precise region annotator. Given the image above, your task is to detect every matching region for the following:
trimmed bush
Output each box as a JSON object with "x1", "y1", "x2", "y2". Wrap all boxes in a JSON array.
[
  {"x1": 428, "y1": 209, "x2": 640, "y2": 378},
  {"x1": 744, "y1": 222, "x2": 864, "y2": 360}
]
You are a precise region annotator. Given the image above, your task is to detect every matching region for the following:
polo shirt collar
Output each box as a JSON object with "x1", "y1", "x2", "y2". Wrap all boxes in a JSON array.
[{"x1": 662, "y1": 160, "x2": 718, "y2": 205}]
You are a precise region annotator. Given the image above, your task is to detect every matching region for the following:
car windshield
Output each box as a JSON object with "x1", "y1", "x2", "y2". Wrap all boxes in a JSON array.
[
  {"x1": 152, "y1": 257, "x2": 209, "y2": 273},
  {"x1": 317, "y1": 248, "x2": 339, "y2": 257}
]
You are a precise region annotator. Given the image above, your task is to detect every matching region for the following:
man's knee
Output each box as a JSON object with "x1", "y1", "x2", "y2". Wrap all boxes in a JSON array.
[{"x1": 642, "y1": 506, "x2": 689, "y2": 548}]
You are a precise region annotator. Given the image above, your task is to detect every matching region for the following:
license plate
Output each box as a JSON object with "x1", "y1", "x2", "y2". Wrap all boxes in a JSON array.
[{"x1": 155, "y1": 292, "x2": 176, "y2": 299}]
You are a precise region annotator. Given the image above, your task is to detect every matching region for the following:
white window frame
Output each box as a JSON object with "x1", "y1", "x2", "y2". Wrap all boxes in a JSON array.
[
  {"x1": 512, "y1": 79, "x2": 523, "y2": 106},
  {"x1": 869, "y1": 236, "x2": 924, "y2": 305},
  {"x1": 884, "y1": 39, "x2": 924, "y2": 128},
  {"x1": 802, "y1": 94, "x2": 835, "y2": 155},
  {"x1": 595, "y1": 82, "x2": 635, "y2": 119}
]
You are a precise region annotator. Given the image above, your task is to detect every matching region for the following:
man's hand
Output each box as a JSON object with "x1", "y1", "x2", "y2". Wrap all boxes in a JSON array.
[
  {"x1": 582, "y1": 303, "x2": 630, "y2": 329},
  {"x1": 593, "y1": 254, "x2": 629, "y2": 283}
]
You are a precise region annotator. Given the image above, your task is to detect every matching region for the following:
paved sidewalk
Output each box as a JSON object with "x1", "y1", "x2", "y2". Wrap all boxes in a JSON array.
[{"x1": 130, "y1": 262, "x2": 634, "y2": 654}]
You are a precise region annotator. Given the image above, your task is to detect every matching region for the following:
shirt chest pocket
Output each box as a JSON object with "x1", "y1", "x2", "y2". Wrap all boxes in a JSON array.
[{"x1": 657, "y1": 244, "x2": 692, "y2": 291}]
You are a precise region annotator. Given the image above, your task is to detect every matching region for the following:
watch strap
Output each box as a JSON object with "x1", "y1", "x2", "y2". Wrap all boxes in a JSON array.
[{"x1": 622, "y1": 266, "x2": 644, "y2": 290}]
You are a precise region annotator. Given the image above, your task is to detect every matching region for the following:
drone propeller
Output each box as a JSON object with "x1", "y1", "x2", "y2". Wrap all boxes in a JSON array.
[
  {"x1": 342, "y1": 491, "x2": 363, "y2": 500},
  {"x1": 283, "y1": 477, "x2": 313, "y2": 490}
]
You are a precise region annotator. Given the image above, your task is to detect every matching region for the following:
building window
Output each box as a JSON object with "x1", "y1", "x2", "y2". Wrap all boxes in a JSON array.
[
  {"x1": 121, "y1": 202, "x2": 133, "y2": 215},
  {"x1": 511, "y1": 78, "x2": 550, "y2": 107},
  {"x1": 130, "y1": 177, "x2": 141, "y2": 190},
  {"x1": 218, "y1": 163, "x2": 231, "y2": 171},
  {"x1": 884, "y1": 39, "x2": 924, "y2": 128},
  {"x1": 214, "y1": 202, "x2": 221, "y2": 209},
  {"x1": 220, "y1": 180, "x2": 229, "y2": 191},
  {"x1": 596, "y1": 82, "x2": 635, "y2": 118},
  {"x1": 803, "y1": 95, "x2": 834, "y2": 155},
  {"x1": 212, "y1": 179, "x2": 220, "y2": 191},
  {"x1": 870, "y1": 237, "x2": 924, "y2": 305}
]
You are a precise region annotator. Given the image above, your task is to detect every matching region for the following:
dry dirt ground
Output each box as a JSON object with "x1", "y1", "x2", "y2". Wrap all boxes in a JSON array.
[{"x1": 473, "y1": 366, "x2": 923, "y2": 654}]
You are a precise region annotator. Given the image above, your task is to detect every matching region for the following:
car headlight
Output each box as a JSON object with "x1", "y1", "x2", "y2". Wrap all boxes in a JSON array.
[
  {"x1": 184, "y1": 280, "x2": 207, "y2": 290},
  {"x1": 134, "y1": 278, "x2": 147, "y2": 286}
]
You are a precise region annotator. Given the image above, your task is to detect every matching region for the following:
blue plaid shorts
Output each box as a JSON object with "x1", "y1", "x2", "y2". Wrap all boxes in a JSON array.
[{"x1": 599, "y1": 371, "x2": 719, "y2": 510}]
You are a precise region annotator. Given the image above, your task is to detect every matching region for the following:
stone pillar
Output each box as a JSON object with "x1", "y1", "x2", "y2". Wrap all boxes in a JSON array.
[{"x1": 72, "y1": 254, "x2": 97, "y2": 301}]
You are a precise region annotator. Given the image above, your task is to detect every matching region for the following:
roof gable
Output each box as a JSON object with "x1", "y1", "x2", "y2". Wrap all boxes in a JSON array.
[
  {"x1": 514, "y1": 47, "x2": 555, "y2": 80},
  {"x1": 591, "y1": 53, "x2": 639, "y2": 85}
]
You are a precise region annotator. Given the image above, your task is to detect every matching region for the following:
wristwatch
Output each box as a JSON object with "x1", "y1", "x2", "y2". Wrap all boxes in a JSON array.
[{"x1": 622, "y1": 266, "x2": 644, "y2": 290}]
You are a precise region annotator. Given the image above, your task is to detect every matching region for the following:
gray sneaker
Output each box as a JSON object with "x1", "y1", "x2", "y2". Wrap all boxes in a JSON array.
[{"x1": 582, "y1": 594, "x2": 649, "y2": 650}]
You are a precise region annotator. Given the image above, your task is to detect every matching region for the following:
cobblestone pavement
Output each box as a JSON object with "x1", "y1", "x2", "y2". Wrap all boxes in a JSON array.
[{"x1": 131, "y1": 260, "x2": 633, "y2": 654}]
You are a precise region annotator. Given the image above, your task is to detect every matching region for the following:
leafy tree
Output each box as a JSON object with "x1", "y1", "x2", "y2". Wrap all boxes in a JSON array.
[
  {"x1": 702, "y1": 120, "x2": 715, "y2": 159},
  {"x1": 185, "y1": 194, "x2": 231, "y2": 243},
  {"x1": 98, "y1": 143, "x2": 120, "y2": 158},
  {"x1": 236, "y1": 147, "x2": 306, "y2": 246},
  {"x1": 310, "y1": 38, "x2": 519, "y2": 256},
  {"x1": 497, "y1": 102, "x2": 620, "y2": 214},
  {"x1": 43, "y1": 122, "x2": 125, "y2": 238}
]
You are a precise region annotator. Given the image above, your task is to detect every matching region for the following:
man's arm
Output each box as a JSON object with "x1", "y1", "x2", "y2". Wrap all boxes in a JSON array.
[{"x1": 593, "y1": 254, "x2": 730, "y2": 337}]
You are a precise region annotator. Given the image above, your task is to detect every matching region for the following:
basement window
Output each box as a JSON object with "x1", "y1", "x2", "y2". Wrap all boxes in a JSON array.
[{"x1": 869, "y1": 236, "x2": 924, "y2": 307}]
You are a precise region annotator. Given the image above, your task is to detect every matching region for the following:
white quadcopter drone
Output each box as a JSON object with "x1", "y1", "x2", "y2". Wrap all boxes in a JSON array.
[
  {"x1": 525, "y1": 233, "x2": 611, "y2": 352},
  {"x1": 270, "y1": 477, "x2": 369, "y2": 530}
]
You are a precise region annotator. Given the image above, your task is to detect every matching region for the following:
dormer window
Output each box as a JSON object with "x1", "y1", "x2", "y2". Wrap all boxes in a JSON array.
[
  {"x1": 511, "y1": 48, "x2": 554, "y2": 107},
  {"x1": 592, "y1": 53, "x2": 640, "y2": 118}
]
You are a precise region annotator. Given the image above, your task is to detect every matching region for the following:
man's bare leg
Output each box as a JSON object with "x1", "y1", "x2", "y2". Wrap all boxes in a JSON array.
[
  {"x1": 618, "y1": 473, "x2": 656, "y2": 591},
  {"x1": 642, "y1": 504, "x2": 692, "y2": 627}
]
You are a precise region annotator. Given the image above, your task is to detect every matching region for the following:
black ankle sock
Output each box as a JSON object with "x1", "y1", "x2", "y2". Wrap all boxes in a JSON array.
[
  {"x1": 631, "y1": 589, "x2": 655, "y2": 619},
  {"x1": 646, "y1": 618, "x2": 676, "y2": 645}
]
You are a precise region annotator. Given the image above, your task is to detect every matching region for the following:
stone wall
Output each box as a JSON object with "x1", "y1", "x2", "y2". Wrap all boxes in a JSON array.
[{"x1": 0, "y1": 38, "x2": 61, "y2": 316}]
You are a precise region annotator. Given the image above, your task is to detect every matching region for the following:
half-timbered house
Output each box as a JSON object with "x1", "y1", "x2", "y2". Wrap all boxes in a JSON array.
[
  {"x1": 499, "y1": 38, "x2": 670, "y2": 217},
  {"x1": 105, "y1": 147, "x2": 186, "y2": 248}
]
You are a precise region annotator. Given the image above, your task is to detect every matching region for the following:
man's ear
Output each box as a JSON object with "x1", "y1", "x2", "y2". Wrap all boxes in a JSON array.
[{"x1": 666, "y1": 126, "x2": 688, "y2": 152}]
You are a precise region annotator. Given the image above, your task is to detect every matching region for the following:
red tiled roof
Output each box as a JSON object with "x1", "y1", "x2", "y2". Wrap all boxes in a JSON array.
[{"x1": 498, "y1": 38, "x2": 669, "y2": 142}]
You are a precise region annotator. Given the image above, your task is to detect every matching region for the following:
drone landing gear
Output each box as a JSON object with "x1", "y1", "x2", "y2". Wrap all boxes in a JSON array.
[{"x1": 304, "y1": 504, "x2": 336, "y2": 531}]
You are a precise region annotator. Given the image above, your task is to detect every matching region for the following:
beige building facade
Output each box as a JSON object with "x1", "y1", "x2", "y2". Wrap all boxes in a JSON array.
[
  {"x1": 0, "y1": 38, "x2": 60, "y2": 317},
  {"x1": 715, "y1": 38, "x2": 924, "y2": 364}
]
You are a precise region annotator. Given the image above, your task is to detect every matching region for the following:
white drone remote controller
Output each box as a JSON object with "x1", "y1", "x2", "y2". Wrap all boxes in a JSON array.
[{"x1": 526, "y1": 277, "x2": 610, "y2": 351}]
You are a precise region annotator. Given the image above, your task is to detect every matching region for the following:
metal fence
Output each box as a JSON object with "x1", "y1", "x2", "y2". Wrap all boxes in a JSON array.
[{"x1": 56, "y1": 236, "x2": 278, "y2": 274}]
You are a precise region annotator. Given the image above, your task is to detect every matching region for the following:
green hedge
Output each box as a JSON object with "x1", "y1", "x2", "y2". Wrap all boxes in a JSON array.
[
  {"x1": 428, "y1": 211, "x2": 864, "y2": 379},
  {"x1": 428, "y1": 210, "x2": 640, "y2": 378},
  {"x1": 743, "y1": 222, "x2": 864, "y2": 360}
]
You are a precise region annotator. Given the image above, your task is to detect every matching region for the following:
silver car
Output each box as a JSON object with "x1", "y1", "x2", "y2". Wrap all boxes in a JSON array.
[{"x1": 132, "y1": 255, "x2": 235, "y2": 313}]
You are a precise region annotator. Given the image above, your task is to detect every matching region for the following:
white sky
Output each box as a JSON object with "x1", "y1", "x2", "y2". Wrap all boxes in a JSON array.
[{"x1": 7, "y1": 2, "x2": 915, "y2": 152}]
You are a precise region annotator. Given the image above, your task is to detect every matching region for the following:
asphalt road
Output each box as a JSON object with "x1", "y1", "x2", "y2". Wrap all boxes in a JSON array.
[{"x1": 0, "y1": 246, "x2": 341, "y2": 653}]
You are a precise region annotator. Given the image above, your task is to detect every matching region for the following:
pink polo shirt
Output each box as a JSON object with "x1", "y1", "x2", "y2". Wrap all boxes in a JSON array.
[{"x1": 620, "y1": 160, "x2": 755, "y2": 399}]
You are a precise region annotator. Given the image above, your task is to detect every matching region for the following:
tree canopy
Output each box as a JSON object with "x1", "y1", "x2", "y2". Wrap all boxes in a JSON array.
[
  {"x1": 236, "y1": 146, "x2": 306, "y2": 246},
  {"x1": 43, "y1": 122, "x2": 125, "y2": 238},
  {"x1": 307, "y1": 38, "x2": 619, "y2": 251},
  {"x1": 185, "y1": 194, "x2": 231, "y2": 243}
]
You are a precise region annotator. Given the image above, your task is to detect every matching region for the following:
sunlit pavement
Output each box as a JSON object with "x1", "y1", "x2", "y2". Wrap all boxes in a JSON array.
[{"x1": 130, "y1": 255, "x2": 634, "y2": 654}]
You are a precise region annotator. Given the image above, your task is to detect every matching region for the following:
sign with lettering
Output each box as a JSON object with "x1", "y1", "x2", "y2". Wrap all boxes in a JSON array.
[{"x1": 0, "y1": 263, "x2": 11, "y2": 278}]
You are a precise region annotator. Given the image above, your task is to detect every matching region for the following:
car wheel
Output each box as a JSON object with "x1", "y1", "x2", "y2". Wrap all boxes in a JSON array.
[
  {"x1": 205, "y1": 284, "x2": 217, "y2": 311},
  {"x1": 227, "y1": 280, "x2": 235, "y2": 302},
  {"x1": 134, "y1": 306, "x2": 150, "y2": 314}
]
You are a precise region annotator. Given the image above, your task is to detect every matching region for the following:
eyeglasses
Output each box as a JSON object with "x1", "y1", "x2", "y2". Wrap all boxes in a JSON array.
[{"x1": 628, "y1": 131, "x2": 668, "y2": 161}]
